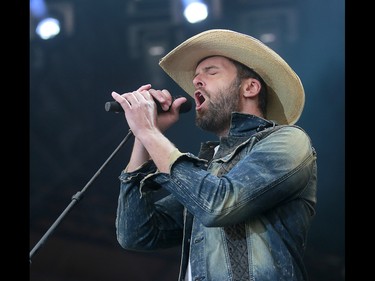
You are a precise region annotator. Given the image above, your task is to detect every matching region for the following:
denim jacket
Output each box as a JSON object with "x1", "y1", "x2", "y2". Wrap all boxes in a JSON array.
[{"x1": 116, "y1": 113, "x2": 317, "y2": 281}]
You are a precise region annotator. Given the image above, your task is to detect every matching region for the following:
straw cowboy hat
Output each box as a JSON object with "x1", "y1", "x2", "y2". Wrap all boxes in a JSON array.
[{"x1": 159, "y1": 29, "x2": 305, "y2": 125}]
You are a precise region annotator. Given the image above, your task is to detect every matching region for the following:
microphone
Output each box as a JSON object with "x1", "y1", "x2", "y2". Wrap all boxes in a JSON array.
[{"x1": 105, "y1": 96, "x2": 192, "y2": 114}]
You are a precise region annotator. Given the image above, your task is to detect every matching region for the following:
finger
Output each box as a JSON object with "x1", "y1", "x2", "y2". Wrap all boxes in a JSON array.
[
  {"x1": 161, "y1": 89, "x2": 172, "y2": 103},
  {"x1": 111, "y1": 91, "x2": 132, "y2": 113},
  {"x1": 112, "y1": 91, "x2": 128, "y2": 104},
  {"x1": 149, "y1": 89, "x2": 172, "y2": 111},
  {"x1": 171, "y1": 96, "x2": 188, "y2": 113},
  {"x1": 129, "y1": 90, "x2": 158, "y2": 113},
  {"x1": 137, "y1": 84, "x2": 152, "y2": 92},
  {"x1": 137, "y1": 90, "x2": 153, "y2": 105}
]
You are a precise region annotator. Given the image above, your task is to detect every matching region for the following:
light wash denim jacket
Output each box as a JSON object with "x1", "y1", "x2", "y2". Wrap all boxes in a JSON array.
[{"x1": 116, "y1": 113, "x2": 317, "y2": 281}]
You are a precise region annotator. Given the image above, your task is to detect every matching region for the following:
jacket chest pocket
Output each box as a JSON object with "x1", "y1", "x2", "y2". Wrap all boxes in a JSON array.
[{"x1": 212, "y1": 146, "x2": 249, "y2": 177}]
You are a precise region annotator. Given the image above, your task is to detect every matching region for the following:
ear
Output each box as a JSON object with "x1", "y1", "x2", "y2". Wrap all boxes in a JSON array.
[{"x1": 242, "y1": 78, "x2": 261, "y2": 98}]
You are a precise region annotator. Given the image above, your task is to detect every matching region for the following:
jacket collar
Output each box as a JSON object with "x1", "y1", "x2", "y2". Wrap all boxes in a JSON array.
[
  {"x1": 198, "y1": 113, "x2": 276, "y2": 161},
  {"x1": 228, "y1": 112, "x2": 276, "y2": 138}
]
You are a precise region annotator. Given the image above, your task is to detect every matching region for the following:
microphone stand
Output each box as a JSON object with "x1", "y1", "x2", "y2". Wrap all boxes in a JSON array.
[{"x1": 29, "y1": 129, "x2": 134, "y2": 263}]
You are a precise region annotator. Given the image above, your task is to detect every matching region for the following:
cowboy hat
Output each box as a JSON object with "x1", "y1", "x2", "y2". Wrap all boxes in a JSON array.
[{"x1": 159, "y1": 29, "x2": 305, "y2": 125}]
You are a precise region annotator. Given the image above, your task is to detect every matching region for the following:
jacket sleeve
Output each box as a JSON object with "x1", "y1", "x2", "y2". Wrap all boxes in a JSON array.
[
  {"x1": 147, "y1": 126, "x2": 317, "y2": 227},
  {"x1": 115, "y1": 160, "x2": 185, "y2": 251}
]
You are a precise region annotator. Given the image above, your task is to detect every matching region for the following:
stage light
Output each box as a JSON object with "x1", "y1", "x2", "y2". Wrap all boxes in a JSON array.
[
  {"x1": 182, "y1": 0, "x2": 208, "y2": 24},
  {"x1": 30, "y1": 0, "x2": 60, "y2": 40},
  {"x1": 30, "y1": 0, "x2": 74, "y2": 41},
  {"x1": 35, "y1": 17, "x2": 61, "y2": 40}
]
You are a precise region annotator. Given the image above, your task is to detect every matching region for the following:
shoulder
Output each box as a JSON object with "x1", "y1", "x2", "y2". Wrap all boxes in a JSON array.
[
  {"x1": 256, "y1": 124, "x2": 313, "y2": 150},
  {"x1": 255, "y1": 124, "x2": 309, "y2": 140}
]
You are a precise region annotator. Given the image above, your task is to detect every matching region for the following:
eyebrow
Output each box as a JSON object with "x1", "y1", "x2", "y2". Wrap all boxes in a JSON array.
[{"x1": 194, "y1": 65, "x2": 220, "y2": 78}]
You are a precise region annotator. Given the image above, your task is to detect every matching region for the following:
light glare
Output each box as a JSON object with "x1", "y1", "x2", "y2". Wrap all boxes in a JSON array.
[
  {"x1": 36, "y1": 18, "x2": 61, "y2": 40},
  {"x1": 183, "y1": 2, "x2": 208, "y2": 24}
]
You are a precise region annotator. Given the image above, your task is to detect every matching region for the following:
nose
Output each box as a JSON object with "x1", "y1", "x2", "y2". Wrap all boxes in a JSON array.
[{"x1": 193, "y1": 75, "x2": 204, "y2": 89}]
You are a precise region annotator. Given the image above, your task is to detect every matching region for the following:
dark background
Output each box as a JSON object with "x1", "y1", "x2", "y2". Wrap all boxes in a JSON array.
[{"x1": 29, "y1": 0, "x2": 345, "y2": 280}]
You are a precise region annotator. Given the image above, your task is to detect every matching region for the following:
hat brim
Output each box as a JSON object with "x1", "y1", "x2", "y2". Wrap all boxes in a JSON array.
[{"x1": 159, "y1": 29, "x2": 305, "y2": 125}]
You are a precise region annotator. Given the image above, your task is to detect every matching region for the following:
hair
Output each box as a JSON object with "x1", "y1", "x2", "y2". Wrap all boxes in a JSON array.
[{"x1": 229, "y1": 58, "x2": 268, "y2": 116}]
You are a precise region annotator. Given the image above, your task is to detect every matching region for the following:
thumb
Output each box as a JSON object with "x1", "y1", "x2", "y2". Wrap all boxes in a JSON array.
[{"x1": 171, "y1": 96, "x2": 192, "y2": 114}]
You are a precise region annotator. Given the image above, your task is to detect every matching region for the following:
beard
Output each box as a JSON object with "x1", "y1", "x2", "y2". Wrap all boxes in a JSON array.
[{"x1": 195, "y1": 77, "x2": 241, "y2": 135}]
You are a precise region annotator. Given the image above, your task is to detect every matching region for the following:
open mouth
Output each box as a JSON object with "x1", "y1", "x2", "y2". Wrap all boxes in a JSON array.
[{"x1": 194, "y1": 91, "x2": 206, "y2": 108}]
